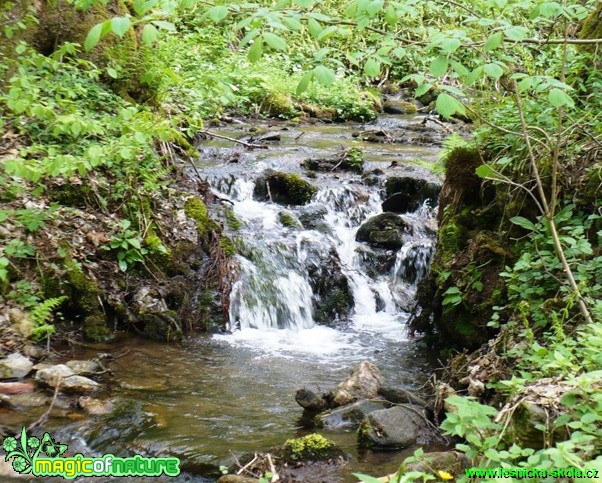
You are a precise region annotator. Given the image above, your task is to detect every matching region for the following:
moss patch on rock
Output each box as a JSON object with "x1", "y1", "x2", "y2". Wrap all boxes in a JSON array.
[
  {"x1": 253, "y1": 170, "x2": 318, "y2": 205},
  {"x1": 281, "y1": 434, "x2": 342, "y2": 462}
]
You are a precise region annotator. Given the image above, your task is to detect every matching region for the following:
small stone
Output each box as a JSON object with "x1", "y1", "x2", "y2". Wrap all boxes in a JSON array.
[
  {"x1": 315, "y1": 399, "x2": 390, "y2": 430},
  {"x1": 0, "y1": 353, "x2": 34, "y2": 379},
  {"x1": 8, "y1": 392, "x2": 49, "y2": 408},
  {"x1": 66, "y1": 360, "x2": 102, "y2": 376},
  {"x1": 358, "y1": 405, "x2": 426, "y2": 449},
  {"x1": 295, "y1": 388, "x2": 328, "y2": 412},
  {"x1": 35, "y1": 364, "x2": 100, "y2": 392},
  {"x1": 333, "y1": 361, "x2": 384, "y2": 406}
]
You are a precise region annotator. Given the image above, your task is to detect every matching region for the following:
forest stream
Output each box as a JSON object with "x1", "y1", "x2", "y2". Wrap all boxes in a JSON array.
[{"x1": 1, "y1": 114, "x2": 448, "y2": 482}]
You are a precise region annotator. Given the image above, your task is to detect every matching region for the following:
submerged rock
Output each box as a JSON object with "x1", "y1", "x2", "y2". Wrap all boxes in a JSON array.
[
  {"x1": 315, "y1": 399, "x2": 390, "y2": 430},
  {"x1": 302, "y1": 147, "x2": 364, "y2": 173},
  {"x1": 333, "y1": 361, "x2": 384, "y2": 406},
  {"x1": 254, "y1": 169, "x2": 317, "y2": 205},
  {"x1": 78, "y1": 396, "x2": 115, "y2": 415},
  {"x1": 356, "y1": 213, "x2": 408, "y2": 249},
  {"x1": 66, "y1": 360, "x2": 103, "y2": 376},
  {"x1": 358, "y1": 404, "x2": 426, "y2": 449},
  {"x1": 0, "y1": 353, "x2": 34, "y2": 379},
  {"x1": 295, "y1": 388, "x2": 329, "y2": 412},
  {"x1": 383, "y1": 176, "x2": 441, "y2": 213}
]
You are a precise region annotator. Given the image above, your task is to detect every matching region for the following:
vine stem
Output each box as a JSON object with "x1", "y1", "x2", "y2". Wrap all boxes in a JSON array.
[{"x1": 511, "y1": 79, "x2": 594, "y2": 326}]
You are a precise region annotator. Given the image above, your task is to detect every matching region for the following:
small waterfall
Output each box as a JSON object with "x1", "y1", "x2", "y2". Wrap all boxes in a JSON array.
[{"x1": 208, "y1": 173, "x2": 437, "y2": 345}]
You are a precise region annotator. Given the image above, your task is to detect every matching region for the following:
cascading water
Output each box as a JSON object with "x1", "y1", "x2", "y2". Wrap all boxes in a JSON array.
[{"x1": 210, "y1": 170, "x2": 437, "y2": 358}]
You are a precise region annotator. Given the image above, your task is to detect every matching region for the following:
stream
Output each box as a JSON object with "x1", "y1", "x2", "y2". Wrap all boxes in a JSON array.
[{"x1": 1, "y1": 114, "x2": 446, "y2": 482}]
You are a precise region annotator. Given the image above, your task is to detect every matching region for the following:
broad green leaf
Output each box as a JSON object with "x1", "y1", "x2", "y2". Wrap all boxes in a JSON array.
[
  {"x1": 366, "y1": 0, "x2": 384, "y2": 16},
  {"x1": 141, "y1": 24, "x2": 159, "y2": 44},
  {"x1": 307, "y1": 18, "x2": 322, "y2": 38},
  {"x1": 475, "y1": 164, "x2": 497, "y2": 178},
  {"x1": 84, "y1": 23, "x2": 103, "y2": 51},
  {"x1": 364, "y1": 57, "x2": 381, "y2": 77},
  {"x1": 539, "y1": 2, "x2": 562, "y2": 18},
  {"x1": 152, "y1": 20, "x2": 176, "y2": 31},
  {"x1": 435, "y1": 93, "x2": 464, "y2": 118},
  {"x1": 248, "y1": 38, "x2": 263, "y2": 62},
  {"x1": 440, "y1": 84, "x2": 466, "y2": 96},
  {"x1": 207, "y1": 6, "x2": 228, "y2": 22},
  {"x1": 510, "y1": 216, "x2": 536, "y2": 231},
  {"x1": 485, "y1": 31, "x2": 503, "y2": 51},
  {"x1": 240, "y1": 28, "x2": 259, "y2": 47},
  {"x1": 504, "y1": 26, "x2": 529, "y2": 41},
  {"x1": 313, "y1": 65, "x2": 336, "y2": 86},
  {"x1": 294, "y1": 0, "x2": 314, "y2": 7},
  {"x1": 111, "y1": 16, "x2": 131, "y2": 37},
  {"x1": 415, "y1": 83, "x2": 432, "y2": 97},
  {"x1": 296, "y1": 70, "x2": 314, "y2": 94},
  {"x1": 429, "y1": 57, "x2": 448, "y2": 77},
  {"x1": 548, "y1": 88, "x2": 574, "y2": 108},
  {"x1": 263, "y1": 32, "x2": 286, "y2": 50},
  {"x1": 450, "y1": 60, "x2": 469, "y2": 76},
  {"x1": 352, "y1": 474, "x2": 383, "y2": 483},
  {"x1": 384, "y1": 5, "x2": 398, "y2": 25},
  {"x1": 282, "y1": 17, "x2": 303, "y2": 31},
  {"x1": 317, "y1": 25, "x2": 338, "y2": 41},
  {"x1": 484, "y1": 63, "x2": 504, "y2": 79},
  {"x1": 440, "y1": 38, "x2": 461, "y2": 53}
]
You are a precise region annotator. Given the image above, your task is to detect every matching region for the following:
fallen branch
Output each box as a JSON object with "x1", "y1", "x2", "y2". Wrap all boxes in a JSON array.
[
  {"x1": 199, "y1": 131, "x2": 268, "y2": 149},
  {"x1": 28, "y1": 382, "x2": 60, "y2": 432}
]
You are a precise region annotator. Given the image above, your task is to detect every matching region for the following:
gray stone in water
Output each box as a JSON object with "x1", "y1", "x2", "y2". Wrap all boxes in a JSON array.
[
  {"x1": 356, "y1": 213, "x2": 408, "y2": 250},
  {"x1": 0, "y1": 353, "x2": 34, "y2": 379},
  {"x1": 358, "y1": 405, "x2": 426, "y2": 449},
  {"x1": 35, "y1": 364, "x2": 99, "y2": 392},
  {"x1": 79, "y1": 396, "x2": 115, "y2": 415},
  {"x1": 66, "y1": 360, "x2": 102, "y2": 376},
  {"x1": 315, "y1": 399, "x2": 390, "y2": 430},
  {"x1": 295, "y1": 388, "x2": 328, "y2": 412},
  {"x1": 7, "y1": 392, "x2": 49, "y2": 408},
  {"x1": 333, "y1": 361, "x2": 384, "y2": 406},
  {"x1": 378, "y1": 386, "x2": 430, "y2": 408}
]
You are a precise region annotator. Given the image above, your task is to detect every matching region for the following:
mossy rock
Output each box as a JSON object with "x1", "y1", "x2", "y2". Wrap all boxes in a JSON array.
[
  {"x1": 224, "y1": 207, "x2": 242, "y2": 231},
  {"x1": 356, "y1": 212, "x2": 408, "y2": 249},
  {"x1": 253, "y1": 170, "x2": 317, "y2": 205},
  {"x1": 383, "y1": 99, "x2": 418, "y2": 115},
  {"x1": 83, "y1": 314, "x2": 111, "y2": 342},
  {"x1": 278, "y1": 211, "x2": 301, "y2": 228},
  {"x1": 579, "y1": 3, "x2": 602, "y2": 52},
  {"x1": 218, "y1": 236, "x2": 236, "y2": 256},
  {"x1": 264, "y1": 92, "x2": 297, "y2": 118},
  {"x1": 184, "y1": 197, "x2": 221, "y2": 239},
  {"x1": 280, "y1": 434, "x2": 344, "y2": 463},
  {"x1": 140, "y1": 310, "x2": 183, "y2": 342}
]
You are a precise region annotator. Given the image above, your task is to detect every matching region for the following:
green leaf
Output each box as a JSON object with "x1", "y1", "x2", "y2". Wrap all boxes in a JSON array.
[
  {"x1": 282, "y1": 17, "x2": 303, "y2": 31},
  {"x1": 152, "y1": 20, "x2": 176, "y2": 31},
  {"x1": 415, "y1": 83, "x2": 432, "y2": 97},
  {"x1": 110, "y1": 16, "x2": 131, "y2": 37},
  {"x1": 352, "y1": 474, "x2": 383, "y2": 483},
  {"x1": 484, "y1": 63, "x2": 504, "y2": 79},
  {"x1": 317, "y1": 25, "x2": 338, "y2": 41},
  {"x1": 440, "y1": 38, "x2": 461, "y2": 53},
  {"x1": 539, "y1": 2, "x2": 562, "y2": 18},
  {"x1": 84, "y1": 23, "x2": 103, "y2": 51},
  {"x1": 485, "y1": 31, "x2": 503, "y2": 51},
  {"x1": 504, "y1": 26, "x2": 529, "y2": 41},
  {"x1": 307, "y1": 18, "x2": 322, "y2": 38},
  {"x1": 247, "y1": 38, "x2": 263, "y2": 62},
  {"x1": 296, "y1": 70, "x2": 314, "y2": 94},
  {"x1": 313, "y1": 65, "x2": 336, "y2": 86},
  {"x1": 429, "y1": 57, "x2": 448, "y2": 77},
  {"x1": 366, "y1": 0, "x2": 384, "y2": 16},
  {"x1": 263, "y1": 32, "x2": 286, "y2": 50},
  {"x1": 436, "y1": 93, "x2": 464, "y2": 118},
  {"x1": 294, "y1": 0, "x2": 314, "y2": 7},
  {"x1": 384, "y1": 5, "x2": 398, "y2": 25},
  {"x1": 207, "y1": 6, "x2": 228, "y2": 22},
  {"x1": 364, "y1": 57, "x2": 381, "y2": 77},
  {"x1": 107, "y1": 67, "x2": 118, "y2": 78},
  {"x1": 548, "y1": 88, "x2": 574, "y2": 108},
  {"x1": 141, "y1": 24, "x2": 159, "y2": 45},
  {"x1": 475, "y1": 164, "x2": 497, "y2": 178},
  {"x1": 510, "y1": 216, "x2": 536, "y2": 231}
]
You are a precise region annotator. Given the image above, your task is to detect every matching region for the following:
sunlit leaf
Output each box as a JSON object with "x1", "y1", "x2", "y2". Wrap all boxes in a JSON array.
[
  {"x1": 364, "y1": 57, "x2": 381, "y2": 77},
  {"x1": 110, "y1": 17, "x2": 131, "y2": 37},
  {"x1": 263, "y1": 32, "x2": 287, "y2": 50},
  {"x1": 429, "y1": 57, "x2": 448, "y2": 77},
  {"x1": 313, "y1": 65, "x2": 336, "y2": 86},
  {"x1": 84, "y1": 23, "x2": 103, "y2": 51}
]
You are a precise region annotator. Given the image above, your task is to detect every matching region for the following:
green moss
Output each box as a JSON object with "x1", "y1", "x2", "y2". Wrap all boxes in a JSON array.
[
  {"x1": 145, "y1": 232, "x2": 171, "y2": 256},
  {"x1": 83, "y1": 314, "x2": 111, "y2": 342},
  {"x1": 579, "y1": 3, "x2": 602, "y2": 52},
  {"x1": 141, "y1": 309, "x2": 183, "y2": 342},
  {"x1": 264, "y1": 91, "x2": 297, "y2": 118},
  {"x1": 184, "y1": 197, "x2": 216, "y2": 237},
  {"x1": 439, "y1": 221, "x2": 464, "y2": 262},
  {"x1": 357, "y1": 421, "x2": 374, "y2": 448},
  {"x1": 64, "y1": 259, "x2": 103, "y2": 315},
  {"x1": 260, "y1": 172, "x2": 318, "y2": 205},
  {"x1": 224, "y1": 207, "x2": 242, "y2": 231},
  {"x1": 278, "y1": 211, "x2": 300, "y2": 228},
  {"x1": 219, "y1": 236, "x2": 236, "y2": 256},
  {"x1": 282, "y1": 434, "x2": 338, "y2": 461}
]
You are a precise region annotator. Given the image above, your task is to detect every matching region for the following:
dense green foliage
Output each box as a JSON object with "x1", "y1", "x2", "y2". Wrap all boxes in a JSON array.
[{"x1": 1, "y1": 0, "x2": 601, "y2": 480}]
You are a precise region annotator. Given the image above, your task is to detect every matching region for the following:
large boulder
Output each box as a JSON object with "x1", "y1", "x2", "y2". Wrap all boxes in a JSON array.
[
  {"x1": 253, "y1": 170, "x2": 317, "y2": 205},
  {"x1": 356, "y1": 213, "x2": 408, "y2": 249},
  {"x1": 0, "y1": 353, "x2": 34, "y2": 379},
  {"x1": 358, "y1": 405, "x2": 426, "y2": 449},
  {"x1": 382, "y1": 177, "x2": 441, "y2": 213},
  {"x1": 315, "y1": 399, "x2": 390, "y2": 430},
  {"x1": 333, "y1": 361, "x2": 384, "y2": 406},
  {"x1": 378, "y1": 386, "x2": 430, "y2": 408},
  {"x1": 383, "y1": 99, "x2": 418, "y2": 115}
]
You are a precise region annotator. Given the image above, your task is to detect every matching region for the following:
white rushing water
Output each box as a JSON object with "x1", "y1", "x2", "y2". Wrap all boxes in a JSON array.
[{"x1": 212, "y1": 174, "x2": 436, "y2": 363}]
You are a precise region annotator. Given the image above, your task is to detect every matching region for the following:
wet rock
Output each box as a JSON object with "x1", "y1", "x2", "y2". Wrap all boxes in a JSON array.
[
  {"x1": 405, "y1": 451, "x2": 471, "y2": 475},
  {"x1": 254, "y1": 169, "x2": 317, "y2": 205},
  {"x1": 383, "y1": 177, "x2": 441, "y2": 213},
  {"x1": 302, "y1": 148, "x2": 364, "y2": 173},
  {"x1": 246, "y1": 131, "x2": 281, "y2": 143},
  {"x1": 280, "y1": 433, "x2": 345, "y2": 462},
  {"x1": 7, "y1": 392, "x2": 49, "y2": 408},
  {"x1": 356, "y1": 213, "x2": 408, "y2": 249},
  {"x1": 315, "y1": 399, "x2": 390, "y2": 430},
  {"x1": 361, "y1": 169, "x2": 385, "y2": 187},
  {"x1": 510, "y1": 400, "x2": 569, "y2": 449},
  {"x1": 8, "y1": 308, "x2": 34, "y2": 338},
  {"x1": 297, "y1": 205, "x2": 331, "y2": 234},
  {"x1": 355, "y1": 245, "x2": 397, "y2": 279},
  {"x1": 358, "y1": 405, "x2": 426, "y2": 449},
  {"x1": 295, "y1": 388, "x2": 328, "y2": 412},
  {"x1": 383, "y1": 99, "x2": 418, "y2": 115},
  {"x1": 0, "y1": 381, "x2": 35, "y2": 394},
  {"x1": 333, "y1": 361, "x2": 384, "y2": 406},
  {"x1": 378, "y1": 386, "x2": 430, "y2": 408},
  {"x1": 66, "y1": 359, "x2": 103, "y2": 376},
  {"x1": 79, "y1": 396, "x2": 115, "y2": 415},
  {"x1": 35, "y1": 364, "x2": 100, "y2": 392},
  {"x1": 278, "y1": 210, "x2": 302, "y2": 228},
  {"x1": 0, "y1": 353, "x2": 34, "y2": 379}
]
